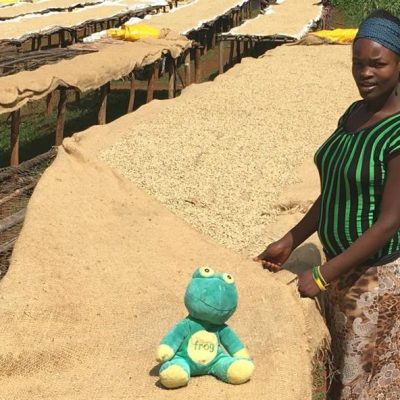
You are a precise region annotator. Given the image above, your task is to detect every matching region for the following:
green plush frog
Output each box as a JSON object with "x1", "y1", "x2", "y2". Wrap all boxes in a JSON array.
[{"x1": 156, "y1": 266, "x2": 254, "y2": 389}]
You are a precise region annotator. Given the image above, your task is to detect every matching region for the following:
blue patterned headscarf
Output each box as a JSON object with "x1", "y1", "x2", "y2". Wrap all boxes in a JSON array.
[{"x1": 355, "y1": 17, "x2": 400, "y2": 56}]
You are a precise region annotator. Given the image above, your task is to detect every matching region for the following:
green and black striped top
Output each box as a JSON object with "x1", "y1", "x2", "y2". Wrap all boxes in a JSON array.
[{"x1": 314, "y1": 101, "x2": 400, "y2": 264}]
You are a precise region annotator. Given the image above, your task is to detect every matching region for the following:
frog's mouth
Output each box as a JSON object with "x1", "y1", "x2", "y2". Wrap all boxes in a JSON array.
[{"x1": 194, "y1": 296, "x2": 235, "y2": 313}]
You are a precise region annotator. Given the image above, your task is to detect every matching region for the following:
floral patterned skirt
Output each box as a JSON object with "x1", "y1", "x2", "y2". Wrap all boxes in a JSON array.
[{"x1": 324, "y1": 258, "x2": 400, "y2": 400}]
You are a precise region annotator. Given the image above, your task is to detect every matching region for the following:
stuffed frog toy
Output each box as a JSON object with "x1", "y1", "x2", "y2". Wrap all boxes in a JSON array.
[{"x1": 156, "y1": 266, "x2": 254, "y2": 389}]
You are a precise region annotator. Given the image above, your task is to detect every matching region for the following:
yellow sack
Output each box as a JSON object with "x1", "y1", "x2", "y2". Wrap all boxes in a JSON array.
[
  {"x1": 107, "y1": 24, "x2": 160, "y2": 41},
  {"x1": 313, "y1": 28, "x2": 358, "y2": 43}
]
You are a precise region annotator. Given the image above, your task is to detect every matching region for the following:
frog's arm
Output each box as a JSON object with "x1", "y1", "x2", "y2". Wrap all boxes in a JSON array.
[
  {"x1": 156, "y1": 319, "x2": 189, "y2": 363},
  {"x1": 219, "y1": 325, "x2": 251, "y2": 359}
]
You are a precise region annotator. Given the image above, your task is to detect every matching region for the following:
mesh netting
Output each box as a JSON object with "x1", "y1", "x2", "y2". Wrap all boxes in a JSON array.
[{"x1": 0, "y1": 148, "x2": 56, "y2": 278}]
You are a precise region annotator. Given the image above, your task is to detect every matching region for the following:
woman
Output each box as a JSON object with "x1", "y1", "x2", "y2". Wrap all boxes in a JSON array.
[{"x1": 254, "y1": 9, "x2": 400, "y2": 400}]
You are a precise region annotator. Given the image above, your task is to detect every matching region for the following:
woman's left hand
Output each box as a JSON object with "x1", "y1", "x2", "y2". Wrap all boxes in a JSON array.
[{"x1": 297, "y1": 269, "x2": 321, "y2": 298}]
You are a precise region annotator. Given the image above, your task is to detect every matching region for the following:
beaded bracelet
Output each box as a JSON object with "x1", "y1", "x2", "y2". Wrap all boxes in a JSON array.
[{"x1": 311, "y1": 266, "x2": 329, "y2": 291}]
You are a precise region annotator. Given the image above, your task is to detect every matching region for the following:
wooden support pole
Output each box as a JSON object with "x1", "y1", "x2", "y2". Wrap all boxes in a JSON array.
[
  {"x1": 194, "y1": 47, "x2": 202, "y2": 84},
  {"x1": 74, "y1": 90, "x2": 81, "y2": 104},
  {"x1": 168, "y1": 57, "x2": 176, "y2": 99},
  {"x1": 226, "y1": 17, "x2": 231, "y2": 32},
  {"x1": 244, "y1": 40, "x2": 249, "y2": 55},
  {"x1": 211, "y1": 25, "x2": 217, "y2": 49},
  {"x1": 184, "y1": 51, "x2": 191, "y2": 87},
  {"x1": 72, "y1": 30, "x2": 78, "y2": 44},
  {"x1": 98, "y1": 82, "x2": 110, "y2": 125},
  {"x1": 202, "y1": 30, "x2": 208, "y2": 53},
  {"x1": 146, "y1": 62, "x2": 158, "y2": 103},
  {"x1": 218, "y1": 40, "x2": 224, "y2": 75},
  {"x1": 46, "y1": 92, "x2": 54, "y2": 116},
  {"x1": 59, "y1": 30, "x2": 66, "y2": 48},
  {"x1": 127, "y1": 73, "x2": 135, "y2": 113},
  {"x1": 10, "y1": 109, "x2": 20, "y2": 167},
  {"x1": 236, "y1": 40, "x2": 241, "y2": 63},
  {"x1": 229, "y1": 40, "x2": 235, "y2": 67},
  {"x1": 55, "y1": 88, "x2": 67, "y2": 146}
]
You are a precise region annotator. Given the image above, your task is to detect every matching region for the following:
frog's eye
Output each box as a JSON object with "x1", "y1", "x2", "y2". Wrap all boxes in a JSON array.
[
  {"x1": 222, "y1": 273, "x2": 235, "y2": 284},
  {"x1": 199, "y1": 267, "x2": 215, "y2": 277}
]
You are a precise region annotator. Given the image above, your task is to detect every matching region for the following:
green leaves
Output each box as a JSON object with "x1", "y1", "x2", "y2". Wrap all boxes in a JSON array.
[{"x1": 332, "y1": 0, "x2": 400, "y2": 26}]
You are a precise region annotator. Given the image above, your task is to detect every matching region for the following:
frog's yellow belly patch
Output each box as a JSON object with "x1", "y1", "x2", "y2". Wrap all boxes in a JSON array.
[{"x1": 187, "y1": 330, "x2": 218, "y2": 365}]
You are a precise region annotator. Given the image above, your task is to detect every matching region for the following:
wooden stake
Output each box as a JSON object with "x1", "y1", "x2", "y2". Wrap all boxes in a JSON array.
[
  {"x1": 98, "y1": 82, "x2": 110, "y2": 125},
  {"x1": 146, "y1": 62, "x2": 159, "y2": 103},
  {"x1": 55, "y1": 88, "x2": 67, "y2": 146},
  {"x1": 218, "y1": 40, "x2": 224, "y2": 75},
  {"x1": 127, "y1": 73, "x2": 135, "y2": 113},
  {"x1": 10, "y1": 109, "x2": 20, "y2": 167},
  {"x1": 184, "y1": 51, "x2": 191, "y2": 87},
  {"x1": 194, "y1": 47, "x2": 202, "y2": 84},
  {"x1": 168, "y1": 57, "x2": 176, "y2": 99}
]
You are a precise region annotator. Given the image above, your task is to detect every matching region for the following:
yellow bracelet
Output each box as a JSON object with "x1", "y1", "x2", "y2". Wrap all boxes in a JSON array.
[
  {"x1": 312, "y1": 266, "x2": 327, "y2": 291},
  {"x1": 317, "y1": 265, "x2": 329, "y2": 287},
  {"x1": 313, "y1": 275, "x2": 327, "y2": 291}
]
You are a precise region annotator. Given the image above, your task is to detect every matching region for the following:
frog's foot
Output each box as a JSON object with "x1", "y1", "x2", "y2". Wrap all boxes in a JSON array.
[
  {"x1": 159, "y1": 358, "x2": 190, "y2": 389},
  {"x1": 210, "y1": 355, "x2": 254, "y2": 385},
  {"x1": 227, "y1": 359, "x2": 254, "y2": 384}
]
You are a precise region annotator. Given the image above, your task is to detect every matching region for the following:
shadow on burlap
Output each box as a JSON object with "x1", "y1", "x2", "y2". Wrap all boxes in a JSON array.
[{"x1": 0, "y1": 133, "x2": 329, "y2": 399}]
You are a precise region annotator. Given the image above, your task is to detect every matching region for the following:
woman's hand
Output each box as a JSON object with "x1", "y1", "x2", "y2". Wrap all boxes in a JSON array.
[
  {"x1": 253, "y1": 237, "x2": 293, "y2": 272},
  {"x1": 297, "y1": 269, "x2": 321, "y2": 298}
]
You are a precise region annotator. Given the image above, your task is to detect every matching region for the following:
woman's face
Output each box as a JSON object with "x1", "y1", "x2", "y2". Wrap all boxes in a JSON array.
[{"x1": 352, "y1": 38, "x2": 400, "y2": 102}]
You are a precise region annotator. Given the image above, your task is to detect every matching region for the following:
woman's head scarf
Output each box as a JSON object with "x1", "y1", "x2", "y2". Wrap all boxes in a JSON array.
[{"x1": 355, "y1": 12, "x2": 400, "y2": 56}]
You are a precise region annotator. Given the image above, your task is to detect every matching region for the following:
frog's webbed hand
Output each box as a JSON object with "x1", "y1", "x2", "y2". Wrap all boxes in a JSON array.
[
  {"x1": 156, "y1": 319, "x2": 189, "y2": 363},
  {"x1": 219, "y1": 325, "x2": 252, "y2": 359}
]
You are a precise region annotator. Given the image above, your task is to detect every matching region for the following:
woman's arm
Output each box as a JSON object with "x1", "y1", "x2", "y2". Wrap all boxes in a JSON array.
[
  {"x1": 298, "y1": 153, "x2": 400, "y2": 297},
  {"x1": 285, "y1": 195, "x2": 322, "y2": 250},
  {"x1": 255, "y1": 196, "x2": 321, "y2": 271}
]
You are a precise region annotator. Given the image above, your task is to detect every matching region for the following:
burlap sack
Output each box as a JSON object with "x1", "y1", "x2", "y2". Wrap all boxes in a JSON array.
[
  {"x1": 0, "y1": 127, "x2": 328, "y2": 399},
  {"x1": 0, "y1": 31, "x2": 190, "y2": 114}
]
